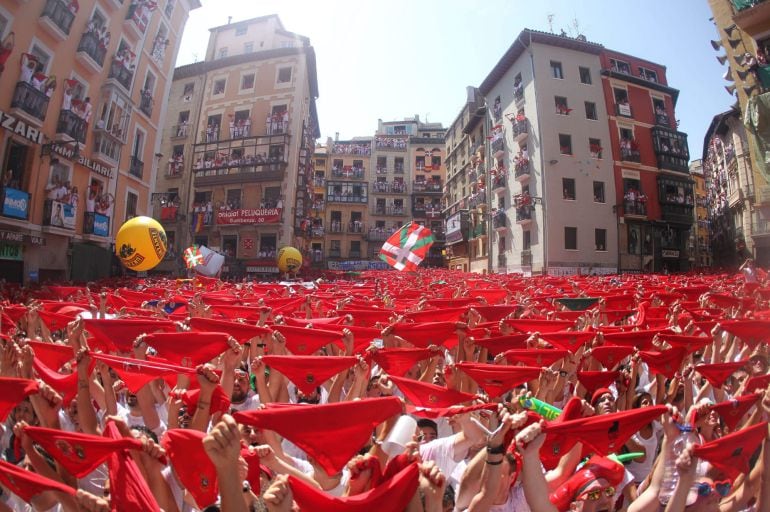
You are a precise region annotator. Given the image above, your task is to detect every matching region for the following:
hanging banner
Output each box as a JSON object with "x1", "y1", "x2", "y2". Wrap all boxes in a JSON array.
[{"x1": 216, "y1": 208, "x2": 281, "y2": 225}]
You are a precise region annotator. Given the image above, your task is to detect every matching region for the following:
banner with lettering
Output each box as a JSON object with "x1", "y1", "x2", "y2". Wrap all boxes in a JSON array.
[{"x1": 216, "y1": 208, "x2": 281, "y2": 225}]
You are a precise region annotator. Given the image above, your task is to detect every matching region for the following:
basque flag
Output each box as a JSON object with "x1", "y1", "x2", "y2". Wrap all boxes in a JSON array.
[{"x1": 379, "y1": 222, "x2": 434, "y2": 271}]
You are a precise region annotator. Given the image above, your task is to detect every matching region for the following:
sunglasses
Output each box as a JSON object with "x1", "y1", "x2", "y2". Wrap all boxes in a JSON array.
[
  {"x1": 584, "y1": 486, "x2": 615, "y2": 501},
  {"x1": 696, "y1": 480, "x2": 731, "y2": 498}
]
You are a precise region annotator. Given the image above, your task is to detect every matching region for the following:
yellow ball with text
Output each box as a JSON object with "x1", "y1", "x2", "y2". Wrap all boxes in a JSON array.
[
  {"x1": 115, "y1": 216, "x2": 167, "y2": 271},
  {"x1": 277, "y1": 246, "x2": 302, "y2": 273}
]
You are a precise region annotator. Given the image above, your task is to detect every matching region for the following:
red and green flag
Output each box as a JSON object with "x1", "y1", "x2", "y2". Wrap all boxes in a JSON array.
[{"x1": 379, "y1": 222, "x2": 434, "y2": 271}]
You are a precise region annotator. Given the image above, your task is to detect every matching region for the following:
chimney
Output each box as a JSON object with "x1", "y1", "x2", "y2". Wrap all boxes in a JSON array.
[
  {"x1": 227, "y1": 16, "x2": 232, "y2": 25},
  {"x1": 335, "y1": 132, "x2": 339, "y2": 142}
]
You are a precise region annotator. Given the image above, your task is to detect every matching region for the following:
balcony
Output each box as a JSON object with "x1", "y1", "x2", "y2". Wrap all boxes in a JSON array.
[
  {"x1": 367, "y1": 228, "x2": 394, "y2": 242},
  {"x1": 615, "y1": 103, "x2": 633, "y2": 118},
  {"x1": 393, "y1": 165, "x2": 405, "y2": 174},
  {"x1": 328, "y1": 249, "x2": 341, "y2": 258},
  {"x1": 107, "y1": 59, "x2": 134, "y2": 92},
  {"x1": 129, "y1": 156, "x2": 144, "y2": 179},
  {"x1": 10, "y1": 81, "x2": 50, "y2": 125},
  {"x1": 512, "y1": 120, "x2": 528, "y2": 143},
  {"x1": 521, "y1": 250, "x2": 532, "y2": 267},
  {"x1": 158, "y1": 205, "x2": 179, "y2": 222},
  {"x1": 660, "y1": 204, "x2": 694, "y2": 225},
  {"x1": 1, "y1": 187, "x2": 31, "y2": 220},
  {"x1": 76, "y1": 31, "x2": 106, "y2": 74},
  {"x1": 733, "y1": 0, "x2": 770, "y2": 36},
  {"x1": 470, "y1": 222, "x2": 487, "y2": 238},
  {"x1": 620, "y1": 146, "x2": 641, "y2": 163},
  {"x1": 311, "y1": 201, "x2": 325, "y2": 212},
  {"x1": 313, "y1": 177, "x2": 325, "y2": 188},
  {"x1": 655, "y1": 112, "x2": 672, "y2": 128},
  {"x1": 311, "y1": 227, "x2": 325, "y2": 238},
  {"x1": 172, "y1": 124, "x2": 190, "y2": 140},
  {"x1": 348, "y1": 222, "x2": 364, "y2": 234},
  {"x1": 516, "y1": 206, "x2": 533, "y2": 225},
  {"x1": 327, "y1": 223, "x2": 344, "y2": 234},
  {"x1": 491, "y1": 138, "x2": 505, "y2": 158},
  {"x1": 166, "y1": 159, "x2": 184, "y2": 178},
  {"x1": 139, "y1": 93, "x2": 153, "y2": 118},
  {"x1": 514, "y1": 84, "x2": 525, "y2": 103},
  {"x1": 83, "y1": 212, "x2": 110, "y2": 237},
  {"x1": 56, "y1": 110, "x2": 86, "y2": 144},
  {"x1": 412, "y1": 181, "x2": 443, "y2": 194},
  {"x1": 372, "y1": 182, "x2": 407, "y2": 194},
  {"x1": 39, "y1": 0, "x2": 76, "y2": 41},
  {"x1": 42, "y1": 199, "x2": 76, "y2": 230},
  {"x1": 349, "y1": 250, "x2": 362, "y2": 259},
  {"x1": 373, "y1": 205, "x2": 407, "y2": 216},
  {"x1": 752, "y1": 217, "x2": 770, "y2": 238},
  {"x1": 493, "y1": 211, "x2": 507, "y2": 231},
  {"x1": 468, "y1": 191, "x2": 487, "y2": 209},
  {"x1": 623, "y1": 199, "x2": 647, "y2": 217},
  {"x1": 124, "y1": 1, "x2": 150, "y2": 40},
  {"x1": 375, "y1": 137, "x2": 407, "y2": 151},
  {"x1": 758, "y1": 186, "x2": 770, "y2": 205},
  {"x1": 492, "y1": 173, "x2": 506, "y2": 193},
  {"x1": 514, "y1": 159, "x2": 530, "y2": 181},
  {"x1": 326, "y1": 193, "x2": 368, "y2": 204},
  {"x1": 332, "y1": 167, "x2": 365, "y2": 179},
  {"x1": 652, "y1": 127, "x2": 690, "y2": 173}
]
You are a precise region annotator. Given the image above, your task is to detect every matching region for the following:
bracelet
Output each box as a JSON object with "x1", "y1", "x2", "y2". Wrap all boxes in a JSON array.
[
  {"x1": 486, "y1": 444, "x2": 505, "y2": 455},
  {"x1": 485, "y1": 459, "x2": 503, "y2": 465}
]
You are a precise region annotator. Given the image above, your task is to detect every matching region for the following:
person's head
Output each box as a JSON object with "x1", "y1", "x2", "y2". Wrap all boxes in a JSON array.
[
  {"x1": 748, "y1": 354, "x2": 768, "y2": 376},
  {"x1": 683, "y1": 476, "x2": 731, "y2": 511},
  {"x1": 723, "y1": 370, "x2": 748, "y2": 395},
  {"x1": 12, "y1": 399, "x2": 37, "y2": 425},
  {"x1": 296, "y1": 386, "x2": 321, "y2": 404},
  {"x1": 231, "y1": 364, "x2": 251, "y2": 403},
  {"x1": 550, "y1": 456, "x2": 625, "y2": 512},
  {"x1": 416, "y1": 418, "x2": 438, "y2": 444},
  {"x1": 632, "y1": 392, "x2": 653, "y2": 410},
  {"x1": 591, "y1": 388, "x2": 616, "y2": 415}
]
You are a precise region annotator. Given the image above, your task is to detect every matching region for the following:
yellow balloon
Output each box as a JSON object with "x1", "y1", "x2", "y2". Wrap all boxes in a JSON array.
[
  {"x1": 115, "y1": 216, "x2": 167, "y2": 271},
  {"x1": 277, "y1": 246, "x2": 302, "y2": 273}
]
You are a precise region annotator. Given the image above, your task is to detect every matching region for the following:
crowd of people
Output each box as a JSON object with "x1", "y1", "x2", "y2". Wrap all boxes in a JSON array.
[
  {"x1": 193, "y1": 151, "x2": 284, "y2": 172},
  {"x1": 375, "y1": 137, "x2": 408, "y2": 150},
  {"x1": 44, "y1": 176, "x2": 78, "y2": 210},
  {"x1": 332, "y1": 143, "x2": 372, "y2": 156},
  {"x1": 1, "y1": 266, "x2": 769, "y2": 512}
]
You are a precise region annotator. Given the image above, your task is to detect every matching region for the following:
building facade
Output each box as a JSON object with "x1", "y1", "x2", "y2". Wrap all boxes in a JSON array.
[
  {"x1": 688, "y1": 159, "x2": 713, "y2": 269},
  {"x1": 600, "y1": 49, "x2": 692, "y2": 274},
  {"x1": 0, "y1": 0, "x2": 200, "y2": 283},
  {"x1": 708, "y1": 0, "x2": 770, "y2": 266},
  {"x1": 152, "y1": 15, "x2": 319, "y2": 279}
]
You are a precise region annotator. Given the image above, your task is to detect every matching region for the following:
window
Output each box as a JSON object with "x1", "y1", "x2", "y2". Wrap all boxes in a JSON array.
[
  {"x1": 555, "y1": 96, "x2": 570, "y2": 115},
  {"x1": 589, "y1": 138, "x2": 603, "y2": 159},
  {"x1": 125, "y1": 192, "x2": 138, "y2": 220},
  {"x1": 610, "y1": 58, "x2": 631, "y2": 75},
  {"x1": 183, "y1": 83, "x2": 194, "y2": 96},
  {"x1": 235, "y1": 26, "x2": 247, "y2": 36},
  {"x1": 579, "y1": 66, "x2": 592, "y2": 84},
  {"x1": 595, "y1": 229, "x2": 607, "y2": 251},
  {"x1": 614, "y1": 88, "x2": 631, "y2": 117},
  {"x1": 213, "y1": 79, "x2": 226, "y2": 95},
  {"x1": 564, "y1": 227, "x2": 577, "y2": 250},
  {"x1": 523, "y1": 230, "x2": 531, "y2": 250},
  {"x1": 585, "y1": 101, "x2": 597, "y2": 120},
  {"x1": 639, "y1": 67, "x2": 658, "y2": 83},
  {"x1": 177, "y1": 110, "x2": 189, "y2": 123},
  {"x1": 29, "y1": 41, "x2": 52, "y2": 73},
  {"x1": 241, "y1": 73, "x2": 255, "y2": 90},
  {"x1": 277, "y1": 67, "x2": 292, "y2": 84},
  {"x1": 562, "y1": 178, "x2": 576, "y2": 200},
  {"x1": 226, "y1": 189, "x2": 241, "y2": 209},
  {"x1": 217, "y1": 47, "x2": 228, "y2": 59},
  {"x1": 0, "y1": 8, "x2": 11, "y2": 40},
  {"x1": 551, "y1": 61, "x2": 563, "y2": 79},
  {"x1": 593, "y1": 181, "x2": 605, "y2": 203},
  {"x1": 559, "y1": 134, "x2": 572, "y2": 155},
  {"x1": 244, "y1": 42, "x2": 254, "y2": 53}
]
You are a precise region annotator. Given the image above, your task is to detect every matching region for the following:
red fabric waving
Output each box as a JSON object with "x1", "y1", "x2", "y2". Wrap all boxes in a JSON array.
[
  {"x1": 180, "y1": 386, "x2": 231, "y2": 416},
  {"x1": 83, "y1": 318, "x2": 176, "y2": 352},
  {"x1": 271, "y1": 324, "x2": 342, "y2": 355},
  {"x1": 142, "y1": 331, "x2": 231, "y2": 367},
  {"x1": 370, "y1": 347, "x2": 435, "y2": 376},
  {"x1": 656, "y1": 334, "x2": 712, "y2": 354},
  {"x1": 502, "y1": 319, "x2": 575, "y2": 334},
  {"x1": 207, "y1": 304, "x2": 265, "y2": 321},
  {"x1": 103, "y1": 422, "x2": 161, "y2": 512},
  {"x1": 387, "y1": 375, "x2": 477, "y2": 407},
  {"x1": 0, "y1": 458, "x2": 76, "y2": 502},
  {"x1": 406, "y1": 402, "x2": 498, "y2": 419},
  {"x1": 708, "y1": 394, "x2": 761, "y2": 431},
  {"x1": 91, "y1": 353, "x2": 195, "y2": 393},
  {"x1": 577, "y1": 371, "x2": 620, "y2": 394},
  {"x1": 639, "y1": 347, "x2": 688, "y2": 379},
  {"x1": 404, "y1": 307, "x2": 468, "y2": 323},
  {"x1": 24, "y1": 426, "x2": 144, "y2": 477},
  {"x1": 601, "y1": 329, "x2": 665, "y2": 351},
  {"x1": 720, "y1": 320, "x2": 770, "y2": 348},
  {"x1": 455, "y1": 363, "x2": 541, "y2": 398},
  {"x1": 589, "y1": 345, "x2": 634, "y2": 369},
  {"x1": 468, "y1": 288, "x2": 510, "y2": 304},
  {"x1": 288, "y1": 462, "x2": 419, "y2": 512},
  {"x1": 388, "y1": 321, "x2": 461, "y2": 348},
  {"x1": 261, "y1": 355, "x2": 358, "y2": 394},
  {"x1": 503, "y1": 349, "x2": 569, "y2": 367},
  {"x1": 161, "y1": 429, "x2": 218, "y2": 508},
  {"x1": 472, "y1": 305, "x2": 520, "y2": 321},
  {"x1": 188, "y1": 317, "x2": 272, "y2": 343},
  {"x1": 543, "y1": 405, "x2": 667, "y2": 455},
  {"x1": 28, "y1": 341, "x2": 73, "y2": 371},
  {"x1": 341, "y1": 309, "x2": 394, "y2": 327},
  {"x1": 744, "y1": 373, "x2": 770, "y2": 395},
  {"x1": 693, "y1": 422, "x2": 768, "y2": 479},
  {"x1": 234, "y1": 397, "x2": 402, "y2": 475},
  {"x1": 695, "y1": 361, "x2": 748, "y2": 388},
  {"x1": 474, "y1": 334, "x2": 530, "y2": 356},
  {"x1": 538, "y1": 331, "x2": 596, "y2": 353},
  {"x1": 32, "y1": 358, "x2": 89, "y2": 404},
  {"x1": 0, "y1": 377, "x2": 39, "y2": 421},
  {"x1": 37, "y1": 310, "x2": 77, "y2": 331}
]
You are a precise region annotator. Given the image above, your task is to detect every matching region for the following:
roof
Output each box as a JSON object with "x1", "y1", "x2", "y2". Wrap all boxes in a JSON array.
[
  {"x1": 479, "y1": 28, "x2": 603, "y2": 95},
  {"x1": 208, "y1": 14, "x2": 283, "y2": 33}
]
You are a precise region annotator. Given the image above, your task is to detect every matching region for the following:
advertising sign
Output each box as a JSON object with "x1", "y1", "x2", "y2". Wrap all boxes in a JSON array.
[{"x1": 216, "y1": 208, "x2": 281, "y2": 225}]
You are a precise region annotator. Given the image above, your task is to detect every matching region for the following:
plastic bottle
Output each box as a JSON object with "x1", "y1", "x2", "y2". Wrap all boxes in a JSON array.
[
  {"x1": 519, "y1": 396, "x2": 562, "y2": 420},
  {"x1": 658, "y1": 424, "x2": 701, "y2": 505}
]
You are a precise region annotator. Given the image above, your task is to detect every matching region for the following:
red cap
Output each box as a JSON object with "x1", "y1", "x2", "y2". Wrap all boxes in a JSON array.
[{"x1": 549, "y1": 456, "x2": 626, "y2": 512}]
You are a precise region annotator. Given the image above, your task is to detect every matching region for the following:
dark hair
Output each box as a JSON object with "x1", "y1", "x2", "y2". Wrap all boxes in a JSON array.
[{"x1": 416, "y1": 418, "x2": 438, "y2": 432}]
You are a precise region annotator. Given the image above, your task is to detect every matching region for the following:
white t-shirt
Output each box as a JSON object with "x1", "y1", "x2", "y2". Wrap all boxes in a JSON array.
[
  {"x1": 229, "y1": 391, "x2": 260, "y2": 413},
  {"x1": 419, "y1": 433, "x2": 465, "y2": 484}
]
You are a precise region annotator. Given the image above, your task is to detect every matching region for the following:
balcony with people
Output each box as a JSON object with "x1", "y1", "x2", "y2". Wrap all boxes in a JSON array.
[
  {"x1": 139, "y1": 88, "x2": 153, "y2": 117},
  {"x1": 326, "y1": 183, "x2": 368, "y2": 204},
  {"x1": 166, "y1": 152, "x2": 184, "y2": 178},
  {"x1": 39, "y1": 0, "x2": 77, "y2": 41},
  {"x1": 76, "y1": 22, "x2": 109, "y2": 73},
  {"x1": 492, "y1": 171, "x2": 506, "y2": 192},
  {"x1": 619, "y1": 137, "x2": 641, "y2": 163},
  {"x1": 332, "y1": 165, "x2": 365, "y2": 179},
  {"x1": 493, "y1": 209, "x2": 507, "y2": 231},
  {"x1": 372, "y1": 181, "x2": 406, "y2": 194},
  {"x1": 331, "y1": 141, "x2": 371, "y2": 156},
  {"x1": 652, "y1": 127, "x2": 690, "y2": 173},
  {"x1": 412, "y1": 180, "x2": 443, "y2": 194},
  {"x1": 375, "y1": 136, "x2": 407, "y2": 151},
  {"x1": 193, "y1": 137, "x2": 289, "y2": 185},
  {"x1": 124, "y1": 0, "x2": 152, "y2": 39},
  {"x1": 11, "y1": 54, "x2": 53, "y2": 125},
  {"x1": 468, "y1": 189, "x2": 487, "y2": 209},
  {"x1": 129, "y1": 155, "x2": 143, "y2": 179},
  {"x1": 107, "y1": 51, "x2": 135, "y2": 92},
  {"x1": 511, "y1": 114, "x2": 528, "y2": 143},
  {"x1": 514, "y1": 152, "x2": 530, "y2": 181},
  {"x1": 514, "y1": 193, "x2": 533, "y2": 224},
  {"x1": 367, "y1": 226, "x2": 396, "y2": 242},
  {"x1": 513, "y1": 77, "x2": 525, "y2": 103},
  {"x1": 347, "y1": 221, "x2": 364, "y2": 234},
  {"x1": 658, "y1": 178, "x2": 694, "y2": 224},
  {"x1": 373, "y1": 203, "x2": 406, "y2": 216},
  {"x1": 56, "y1": 108, "x2": 86, "y2": 144},
  {"x1": 732, "y1": 0, "x2": 770, "y2": 36}
]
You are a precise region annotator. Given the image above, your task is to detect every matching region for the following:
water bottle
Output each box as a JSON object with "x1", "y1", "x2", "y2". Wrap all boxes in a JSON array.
[
  {"x1": 659, "y1": 424, "x2": 701, "y2": 505},
  {"x1": 519, "y1": 396, "x2": 562, "y2": 420}
]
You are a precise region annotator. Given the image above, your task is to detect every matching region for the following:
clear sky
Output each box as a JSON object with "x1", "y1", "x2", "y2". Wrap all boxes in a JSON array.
[{"x1": 176, "y1": 0, "x2": 729, "y2": 160}]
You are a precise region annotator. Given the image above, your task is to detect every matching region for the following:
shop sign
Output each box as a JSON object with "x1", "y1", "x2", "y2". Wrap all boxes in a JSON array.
[
  {"x1": 0, "y1": 109, "x2": 45, "y2": 144},
  {"x1": 2, "y1": 188, "x2": 29, "y2": 219},
  {"x1": 246, "y1": 266, "x2": 279, "y2": 273},
  {"x1": 0, "y1": 242, "x2": 22, "y2": 260},
  {"x1": 50, "y1": 144, "x2": 114, "y2": 179},
  {"x1": 661, "y1": 250, "x2": 680, "y2": 259},
  {"x1": 216, "y1": 208, "x2": 281, "y2": 225}
]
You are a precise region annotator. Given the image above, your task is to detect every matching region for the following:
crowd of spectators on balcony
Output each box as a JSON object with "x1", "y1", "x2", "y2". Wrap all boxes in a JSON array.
[
  {"x1": 204, "y1": 123, "x2": 220, "y2": 142},
  {"x1": 20, "y1": 53, "x2": 56, "y2": 98},
  {"x1": 113, "y1": 45, "x2": 136, "y2": 72},
  {"x1": 620, "y1": 137, "x2": 640, "y2": 158},
  {"x1": 664, "y1": 190, "x2": 694, "y2": 205},
  {"x1": 85, "y1": 187, "x2": 113, "y2": 215},
  {"x1": 168, "y1": 152, "x2": 184, "y2": 176},
  {"x1": 150, "y1": 33, "x2": 169, "y2": 63},
  {"x1": 193, "y1": 151, "x2": 283, "y2": 171},
  {"x1": 84, "y1": 19, "x2": 111, "y2": 55},
  {"x1": 659, "y1": 138, "x2": 686, "y2": 156},
  {"x1": 257, "y1": 246, "x2": 277, "y2": 259},
  {"x1": 332, "y1": 165, "x2": 364, "y2": 179},
  {"x1": 374, "y1": 136, "x2": 406, "y2": 150},
  {"x1": 332, "y1": 142, "x2": 371, "y2": 155},
  {"x1": 266, "y1": 111, "x2": 289, "y2": 135},
  {"x1": 228, "y1": 116, "x2": 252, "y2": 139},
  {"x1": 555, "y1": 100, "x2": 572, "y2": 116},
  {"x1": 193, "y1": 200, "x2": 213, "y2": 225},
  {"x1": 373, "y1": 181, "x2": 405, "y2": 193}
]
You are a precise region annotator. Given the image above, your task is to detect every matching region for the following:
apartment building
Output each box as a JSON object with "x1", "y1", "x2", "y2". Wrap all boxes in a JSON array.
[
  {"x1": 601, "y1": 49, "x2": 692, "y2": 274},
  {"x1": 708, "y1": 0, "x2": 770, "y2": 266},
  {"x1": 0, "y1": 0, "x2": 199, "y2": 283},
  {"x1": 688, "y1": 159, "x2": 713, "y2": 269},
  {"x1": 152, "y1": 15, "x2": 319, "y2": 279},
  {"x1": 447, "y1": 30, "x2": 618, "y2": 276}
]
